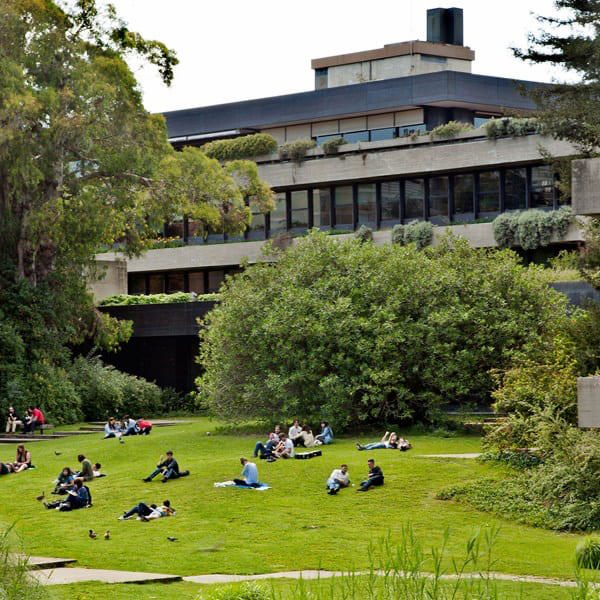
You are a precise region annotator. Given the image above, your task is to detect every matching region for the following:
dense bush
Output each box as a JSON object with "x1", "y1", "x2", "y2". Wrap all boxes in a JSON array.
[
  {"x1": 198, "y1": 232, "x2": 565, "y2": 428},
  {"x1": 484, "y1": 117, "x2": 541, "y2": 138},
  {"x1": 576, "y1": 538, "x2": 600, "y2": 570},
  {"x1": 391, "y1": 221, "x2": 434, "y2": 249},
  {"x1": 321, "y1": 137, "x2": 346, "y2": 154},
  {"x1": 430, "y1": 120, "x2": 473, "y2": 139},
  {"x1": 492, "y1": 207, "x2": 573, "y2": 250},
  {"x1": 354, "y1": 225, "x2": 373, "y2": 243},
  {"x1": 278, "y1": 139, "x2": 316, "y2": 163},
  {"x1": 201, "y1": 134, "x2": 277, "y2": 162},
  {"x1": 100, "y1": 292, "x2": 220, "y2": 306}
]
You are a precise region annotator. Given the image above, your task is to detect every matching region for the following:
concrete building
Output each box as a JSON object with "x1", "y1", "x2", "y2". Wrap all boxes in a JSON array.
[{"x1": 95, "y1": 8, "x2": 585, "y2": 390}]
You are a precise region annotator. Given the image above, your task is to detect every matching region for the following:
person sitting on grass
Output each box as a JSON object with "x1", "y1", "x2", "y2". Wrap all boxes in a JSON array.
[
  {"x1": 294, "y1": 425, "x2": 316, "y2": 448},
  {"x1": 233, "y1": 457, "x2": 260, "y2": 488},
  {"x1": 357, "y1": 459, "x2": 384, "y2": 492},
  {"x1": 356, "y1": 431, "x2": 410, "y2": 451},
  {"x1": 136, "y1": 418, "x2": 153, "y2": 435},
  {"x1": 273, "y1": 433, "x2": 294, "y2": 459},
  {"x1": 75, "y1": 454, "x2": 95, "y2": 482},
  {"x1": 121, "y1": 415, "x2": 138, "y2": 436},
  {"x1": 44, "y1": 478, "x2": 91, "y2": 511},
  {"x1": 119, "y1": 499, "x2": 175, "y2": 521},
  {"x1": 143, "y1": 451, "x2": 189, "y2": 483},
  {"x1": 288, "y1": 419, "x2": 303, "y2": 445},
  {"x1": 315, "y1": 422, "x2": 334, "y2": 445},
  {"x1": 103, "y1": 417, "x2": 123, "y2": 441},
  {"x1": 326, "y1": 463, "x2": 350, "y2": 495},
  {"x1": 13, "y1": 445, "x2": 31, "y2": 472},
  {"x1": 53, "y1": 467, "x2": 75, "y2": 494},
  {"x1": 253, "y1": 425, "x2": 282, "y2": 459}
]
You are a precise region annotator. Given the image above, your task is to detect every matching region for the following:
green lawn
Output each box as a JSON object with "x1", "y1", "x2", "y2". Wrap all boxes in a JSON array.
[{"x1": 0, "y1": 419, "x2": 588, "y2": 592}]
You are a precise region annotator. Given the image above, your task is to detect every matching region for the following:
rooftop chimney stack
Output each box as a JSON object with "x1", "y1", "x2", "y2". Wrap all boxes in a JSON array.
[{"x1": 427, "y1": 7, "x2": 464, "y2": 46}]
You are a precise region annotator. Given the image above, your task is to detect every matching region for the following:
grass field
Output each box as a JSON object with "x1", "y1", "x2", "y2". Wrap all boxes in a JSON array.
[{"x1": 0, "y1": 419, "x2": 591, "y2": 598}]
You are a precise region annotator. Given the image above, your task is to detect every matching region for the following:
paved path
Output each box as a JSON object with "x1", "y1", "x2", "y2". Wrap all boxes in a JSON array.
[
  {"x1": 31, "y1": 568, "x2": 181, "y2": 585},
  {"x1": 416, "y1": 453, "x2": 481, "y2": 459}
]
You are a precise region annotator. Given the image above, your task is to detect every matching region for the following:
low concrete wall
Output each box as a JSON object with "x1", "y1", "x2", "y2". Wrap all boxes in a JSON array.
[
  {"x1": 551, "y1": 281, "x2": 600, "y2": 306},
  {"x1": 88, "y1": 259, "x2": 127, "y2": 302},
  {"x1": 577, "y1": 376, "x2": 600, "y2": 428},
  {"x1": 572, "y1": 157, "x2": 600, "y2": 216}
]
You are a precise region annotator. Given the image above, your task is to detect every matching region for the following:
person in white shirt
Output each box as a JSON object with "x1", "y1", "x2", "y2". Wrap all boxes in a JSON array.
[
  {"x1": 233, "y1": 457, "x2": 260, "y2": 487},
  {"x1": 273, "y1": 434, "x2": 294, "y2": 458},
  {"x1": 288, "y1": 420, "x2": 303, "y2": 445},
  {"x1": 327, "y1": 464, "x2": 350, "y2": 495}
]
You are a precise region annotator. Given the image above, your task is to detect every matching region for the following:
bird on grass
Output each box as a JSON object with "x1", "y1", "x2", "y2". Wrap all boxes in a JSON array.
[
  {"x1": 104, "y1": 531, "x2": 110, "y2": 540},
  {"x1": 88, "y1": 530, "x2": 97, "y2": 539},
  {"x1": 54, "y1": 451, "x2": 62, "y2": 456},
  {"x1": 35, "y1": 492, "x2": 45, "y2": 502},
  {"x1": 119, "y1": 437, "x2": 125, "y2": 444},
  {"x1": 167, "y1": 537, "x2": 177, "y2": 542}
]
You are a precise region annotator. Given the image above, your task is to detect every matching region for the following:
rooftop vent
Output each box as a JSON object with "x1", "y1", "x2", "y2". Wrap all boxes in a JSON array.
[{"x1": 427, "y1": 7, "x2": 464, "y2": 46}]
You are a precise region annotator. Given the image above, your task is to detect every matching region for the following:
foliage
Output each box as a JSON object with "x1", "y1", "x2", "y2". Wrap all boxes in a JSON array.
[
  {"x1": 100, "y1": 292, "x2": 220, "y2": 306},
  {"x1": 484, "y1": 117, "x2": 541, "y2": 138},
  {"x1": 549, "y1": 249, "x2": 580, "y2": 270},
  {"x1": 144, "y1": 236, "x2": 185, "y2": 250},
  {"x1": 391, "y1": 221, "x2": 434, "y2": 249},
  {"x1": 69, "y1": 355, "x2": 163, "y2": 420},
  {"x1": 201, "y1": 134, "x2": 278, "y2": 162},
  {"x1": 479, "y1": 450, "x2": 543, "y2": 469},
  {"x1": 198, "y1": 232, "x2": 565, "y2": 428},
  {"x1": 577, "y1": 538, "x2": 600, "y2": 570},
  {"x1": 430, "y1": 120, "x2": 473, "y2": 139},
  {"x1": 321, "y1": 137, "x2": 346, "y2": 154},
  {"x1": 580, "y1": 218, "x2": 600, "y2": 289},
  {"x1": 492, "y1": 207, "x2": 574, "y2": 250},
  {"x1": 354, "y1": 225, "x2": 373, "y2": 243},
  {"x1": 203, "y1": 582, "x2": 269, "y2": 600},
  {"x1": 279, "y1": 139, "x2": 317, "y2": 163}
]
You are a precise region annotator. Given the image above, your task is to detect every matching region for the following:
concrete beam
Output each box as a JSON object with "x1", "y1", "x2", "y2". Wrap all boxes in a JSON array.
[
  {"x1": 577, "y1": 376, "x2": 600, "y2": 428},
  {"x1": 572, "y1": 158, "x2": 600, "y2": 216}
]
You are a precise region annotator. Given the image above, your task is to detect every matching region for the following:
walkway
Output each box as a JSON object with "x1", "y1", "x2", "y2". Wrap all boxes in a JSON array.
[{"x1": 416, "y1": 453, "x2": 481, "y2": 459}]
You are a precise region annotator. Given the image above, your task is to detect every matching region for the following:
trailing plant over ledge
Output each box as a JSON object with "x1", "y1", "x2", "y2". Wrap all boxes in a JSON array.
[
  {"x1": 279, "y1": 139, "x2": 316, "y2": 163},
  {"x1": 100, "y1": 292, "x2": 220, "y2": 306},
  {"x1": 484, "y1": 117, "x2": 541, "y2": 138},
  {"x1": 354, "y1": 224, "x2": 373, "y2": 243},
  {"x1": 321, "y1": 136, "x2": 346, "y2": 155},
  {"x1": 430, "y1": 120, "x2": 473, "y2": 139},
  {"x1": 492, "y1": 207, "x2": 574, "y2": 250},
  {"x1": 202, "y1": 133, "x2": 277, "y2": 162},
  {"x1": 391, "y1": 221, "x2": 434, "y2": 249}
]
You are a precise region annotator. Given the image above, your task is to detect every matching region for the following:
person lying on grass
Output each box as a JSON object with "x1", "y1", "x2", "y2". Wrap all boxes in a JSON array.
[
  {"x1": 44, "y1": 478, "x2": 91, "y2": 511},
  {"x1": 0, "y1": 461, "x2": 14, "y2": 475},
  {"x1": 143, "y1": 451, "x2": 189, "y2": 483},
  {"x1": 357, "y1": 459, "x2": 384, "y2": 492},
  {"x1": 326, "y1": 464, "x2": 350, "y2": 495},
  {"x1": 253, "y1": 425, "x2": 282, "y2": 459},
  {"x1": 232, "y1": 457, "x2": 261, "y2": 488},
  {"x1": 119, "y1": 499, "x2": 175, "y2": 521},
  {"x1": 53, "y1": 467, "x2": 75, "y2": 494},
  {"x1": 356, "y1": 432, "x2": 411, "y2": 451}
]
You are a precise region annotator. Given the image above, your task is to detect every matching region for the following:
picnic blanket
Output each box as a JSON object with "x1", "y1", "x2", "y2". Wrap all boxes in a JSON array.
[{"x1": 213, "y1": 480, "x2": 270, "y2": 491}]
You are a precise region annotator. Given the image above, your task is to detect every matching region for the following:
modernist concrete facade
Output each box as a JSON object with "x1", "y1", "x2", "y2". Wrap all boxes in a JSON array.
[{"x1": 577, "y1": 377, "x2": 600, "y2": 428}]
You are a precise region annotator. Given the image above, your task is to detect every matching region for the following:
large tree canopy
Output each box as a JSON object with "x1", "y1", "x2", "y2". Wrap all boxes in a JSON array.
[{"x1": 197, "y1": 233, "x2": 566, "y2": 429}]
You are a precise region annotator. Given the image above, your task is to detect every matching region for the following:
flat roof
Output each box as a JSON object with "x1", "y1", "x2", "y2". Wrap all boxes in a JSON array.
[{"x1": 162, "y1": 71, "x2": 544, "y2": 139}]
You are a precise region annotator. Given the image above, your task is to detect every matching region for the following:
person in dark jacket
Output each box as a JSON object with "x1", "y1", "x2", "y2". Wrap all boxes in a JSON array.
[
  {"x1": 143, "y1": 451, "x2": 189, "y2": 483},
  {"x1": 357, "y1": 459, "x2": 384, "y2": 492},
  {"x1": 44, "y1": 478, "x2": 91, "y2": 510}
]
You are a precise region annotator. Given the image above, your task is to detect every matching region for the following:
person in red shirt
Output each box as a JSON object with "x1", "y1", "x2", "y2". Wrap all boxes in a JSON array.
[
  {"x1": 136, "y1": 418, "x2": 153, "y2": 436},
  {"x1": 25, "y1": 406, "x2": 45, "y2": 434}
]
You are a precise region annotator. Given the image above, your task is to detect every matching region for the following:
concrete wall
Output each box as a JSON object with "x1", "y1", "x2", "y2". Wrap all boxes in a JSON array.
[
  {"x1": 87, "y1": 259, "x2": 127, "y2": 302},
  {"x1": 577, "y1": 376, "x2": 600, "y2": 428},
  {"x1": 572, "y1": 157, "x2": 600, "y2": 216}
]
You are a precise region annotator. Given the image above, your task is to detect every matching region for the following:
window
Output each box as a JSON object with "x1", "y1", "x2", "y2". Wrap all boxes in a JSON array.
[
  {"x1": 334, "y1": 186, "x2": 353, "y2": 227},
  {"x1": 428, "y1": 176, "x2": 449, "y2": 224},
  {"x1": 478, "y1": 171, "x2": 500, "y2": 215},
  {"x1": 398, "y1": 124, "x2": 426, "y2": 137},
  {"x1": 208, "y1": 270, "x2": 225, "y2": 293},
  {"x1": 166, "y1": 272, "x2": 185, "y2": 294},
  {"x1": 269, "y1": 192, "x2": 287, "y2": 235},
  {"x1": 357, "y1": 184, "x2": 377, "y2": 226},
  {"x1": 343, "y1": 131, "x2": 369, "y2": 144},
  {"x1": 404, "y1": 178, "x2": 424, "y2": 221},
  {"x1": 313, "y1": 188, "x2": 331, "y2": 228},
  {"x1": 315, "y1": 67, "x2": 328, "y2": 90},
  {"x1": 164, "y1": 218, "x2": 184, "y2": 238},
  {"x1": 531, "y1": 165, "x2": 555, "y2": 208},
  {"x1": 505, "y1": 168, "x2": 527, "y2": 211},
  {"x1": 381, "y1": 181, "x2": 400, "y2": 225},
  {"x1": 290, "y1": 191, "x2": 309, "y2": 230},
  {"x1": 316, "y1": 134, "x2": 340, "y2": 146},
  {"x1": 453, "y1": 174, "x2": 474, "y2": 220},
  {"x1": 370, "y1": 128, "x2": 396, "y2": 142},
  {"x1": 188, "y1": 272, "x2": 205, "y2": 294},
  {"x1": 148, "y1": 274, "x2": 164, "y2": 294},
  {"x1": 248, "y1": 206, "x2": 265, "y2": 239},
  {"x1": 128, "y1": 274, "x2": 145, "y2": 295},
  {"x1": 474, "y1": 114, "x2": 496, "y2": 128}
]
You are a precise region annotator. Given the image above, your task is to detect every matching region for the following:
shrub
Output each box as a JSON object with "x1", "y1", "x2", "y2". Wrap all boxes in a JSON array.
[
  {"x1": 576, "y1": 538, "x2": 600, "y2": 570},
  {"x1": 99, "y1": 292, "x2": 220, "y2": 306},
  {"x1": 205, "y1": 582, "x2": 269, "y2": 600},
  {"x1": 549, "y1": 249, "x2": 580, "y2": 271},
  {"x1": 391, "y1": 222, "x2": 434, "y2": 249},
  {"x1": 430, "y1": 120, "x2": 473, "y2": 139},
  {"x1": 492, "y1": 207, "x2": 574, "y2": 250},
  {"x1": 354, "y1": 224, "x2": 373, "y2": 243},
  {"x1": 321, "y1": 137, "x2": 345, "y2": 154},
  {"x1": 201, "y1": 134, "x2": 277, "y2": 162},
  {"x1": 484, "y1": 117, "x2": 541, "y2": 138},
  {"x1": 278, "y1": 139, "x2": 316, "y2": 163},
  {"x1": 144, "y1": 236, "x2": 184, "y2": 250}
]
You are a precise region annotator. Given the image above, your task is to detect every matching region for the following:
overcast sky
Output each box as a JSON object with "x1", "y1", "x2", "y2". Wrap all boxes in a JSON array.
[{"x1": 109, "y1": 0, "x2": 571, "y2": 114}]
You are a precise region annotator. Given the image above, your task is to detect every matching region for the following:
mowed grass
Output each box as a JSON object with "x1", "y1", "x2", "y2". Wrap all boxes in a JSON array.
[{"x1": 0, "y1": 419, "x2": 586, "y2": 580}]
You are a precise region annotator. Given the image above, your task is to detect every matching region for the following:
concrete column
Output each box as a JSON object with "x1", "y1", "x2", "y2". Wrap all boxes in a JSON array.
[{"x1": 577, "y1": 376, "x2": 600, "y2": 428}]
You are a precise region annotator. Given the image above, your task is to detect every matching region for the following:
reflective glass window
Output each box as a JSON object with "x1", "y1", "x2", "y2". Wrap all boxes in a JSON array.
[
  {"x1": 208, "y1": 270, "x2": 225, "y2": 293},
  {"x1": 166, "y1": 272, "x2": 185, "y2": 294},
  {"x1": 249, "y1": 207, "x2": 265, "y2": 236},
  {"x1": 357, "y1": 184, "x2": 377, "y2": 225},
  {"x1": 398, "y1": 124, "x2": 426, "y2": 137},
  {"x1": 313, "y1": 188, "x2": 331, "y2": 228},
  {"x1": 505, "y1": 168, "x2": 527, "y2": 211},
  {"x1": 370, "y1": 128, "x2": 396, "y2": 142},
  {"x1": 128, "y1": 274, "x2": 145, "y2": 295},
  {"x1": 531, "y1": 165, "x2": 555, "y2": 208},
  {"x1": 343, "y1": 131, "x2": 369, "y2": 144},
  {"x1": 404, "y1": 178, "x2": 424, "y2": 221},
  {"x1": 335, "y1": 186, "x2": 353, "y2": 227},
  {"x1": 148, "y1": 274, "x2": 164, "y2": 294},
  {"x1": 429, "y1": 176, "x2": 449, "y2": 224},
  {"x1": 269, "y1": 192, "x2": 287, "y2": 235},
  {"x1": 381, "y1": 181, "x2": 401, "y2": 225},
  {"x1": 478, "y1": 171, "x2": 500, "y2": 215},
  {"x1": 188, "y1": 272, "x2": 206, "y2": 294},
  {"x1": 290, "y1": 191, "x2": 309, "y2": 229},
  {"x1": 453, "y1": 174, "x2": 474, "y2": 218}
]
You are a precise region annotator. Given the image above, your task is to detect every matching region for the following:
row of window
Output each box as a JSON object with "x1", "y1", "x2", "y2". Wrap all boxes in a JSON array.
[
  {"x1": 315, "y1": 124, "x2": 426, "y2": 146},
  {"x1": 128, "y1": 267, "x2": 243, "y2": 296}
]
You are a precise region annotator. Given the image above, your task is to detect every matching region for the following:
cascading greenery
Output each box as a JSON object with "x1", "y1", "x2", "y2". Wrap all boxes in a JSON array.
[
  {"x1": 201, "y1": 134, "x2": 278, "y2": 162},
  {"x1": 391, "y1": 221, "x2": 434, "y2": 249},
  {"x1": 484, "y1": 117, "x2": 541, "y2": 138},
  {"x1": 279, "y1": 139, "x2": 317, "y2": 163}
]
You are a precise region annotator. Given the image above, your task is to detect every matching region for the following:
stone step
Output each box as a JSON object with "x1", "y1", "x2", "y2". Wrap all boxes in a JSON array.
[
  {"x1": 31, "y1": 567, "x2": 182, "y2": 585},
  {"x1": 25, "y1": 556, "x2": 78, "y2": 571}
]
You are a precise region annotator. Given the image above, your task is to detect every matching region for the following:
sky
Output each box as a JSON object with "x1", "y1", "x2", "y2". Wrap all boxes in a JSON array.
[{"x1": 109, "y1": 0, "x2": 570, "y2": 114}]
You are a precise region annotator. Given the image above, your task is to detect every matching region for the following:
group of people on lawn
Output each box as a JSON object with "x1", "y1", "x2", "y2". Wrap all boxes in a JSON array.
[
  {"x1": 0, "y1": 444, "x2": 32, "y2": 474},
  {"x1": 44, "y1": 455, "x2": 103, "y2": 511},
  {"x1": 4, "y1": 406, "x2": 46, "y2": 435},
  {"x1": 103, "y1": 415, "x2": 153, "y2": 440},
  {"x1": 253, "y1": 420, "x2": 334, "y2": 460}
]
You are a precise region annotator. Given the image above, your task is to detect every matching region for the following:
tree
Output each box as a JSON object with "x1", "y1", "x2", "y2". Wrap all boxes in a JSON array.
[{"x1": 197, "y1": 232, "x2": 566, "y2": 428}]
